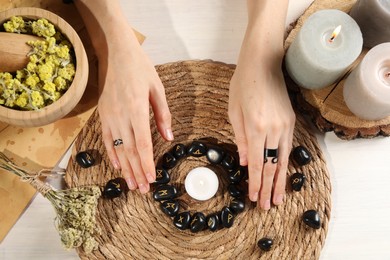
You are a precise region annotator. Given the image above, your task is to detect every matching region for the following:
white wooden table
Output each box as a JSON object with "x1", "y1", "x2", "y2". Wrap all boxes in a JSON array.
[{"x1": 1, "y1": 1, "x2": 390, "y2": 259}]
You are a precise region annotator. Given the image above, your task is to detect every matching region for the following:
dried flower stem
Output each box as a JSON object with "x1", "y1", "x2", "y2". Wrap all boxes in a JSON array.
[{"x1": 0, "y1": 152, "x2": 101, "y2": 253}]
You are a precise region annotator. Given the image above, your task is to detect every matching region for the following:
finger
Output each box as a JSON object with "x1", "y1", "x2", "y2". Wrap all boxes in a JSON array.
[
  {"x1": 272, "y1": 138, "x2": 289, "y2": 206},
  {"x1": 246, "y1": 127, "x2": 266, "y2": 203},
  {"x1": 132, "y1": 105, "x2": 157, "y2": 184},
  {"x1": 114, "y1": 143, "x2": 137, "y2": 191},
  {"x1": 100, "y1": 118, "x2": 121, "y2": 170},
  {"x1": 273, "y1": 122, "x2": 294, "y2": 205},
  {"x1": 107, "y1": 125, "x2": 137, "y2": 190},
  {"x1": 259, "y1": 132, "x2": 280, "y2": 210},
  {"x1": 229, "y1": 107, "x2": 248, "y2": 166},
  {"x1": 120, "y1": 125, "x2": 150, "y2": 194},
  {"x1": 150, "y1": 82, "x2": 173, "y2": 141}
]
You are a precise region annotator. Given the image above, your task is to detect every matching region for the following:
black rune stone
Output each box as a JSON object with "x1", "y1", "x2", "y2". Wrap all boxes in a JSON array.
[
  {"x1": 221, "y1": 206, "x2": 235, "y2": 228},
  {"x1": 228, "y1": 166, "x2": 247, "y2": 184},
  {"x1": 290, "y1": 172, "x2": 306, "y2": 191},
  {"x1": 292, "y1": 146, "x2": 312, "y2": 166},
  {"x1": 206, "y1": 146, "x2": 225, "y2": 164},
  {"x1": 103, "y1": 178, "x2": 125, "y2": 199},
  {"x1": 154, "y1": 167, "x2": 170, "y2": 185},
  {"x1": 75, "y1": 151, "x2": 95, "y2": 168},
  {"x1": 228, "y1": 184, "x2": 244, "y2": 198},
  {"x1": 190, "y1": 212, "x2": 207, "y2": 233},
  {"x1": 257, "y1": 237, "x2": 273, "y2": 251},
  {"x1": 302, "y1": 210, "x2": 321, "y2": 229},
  {"x1": 153, "y1": 184, "x2": 178, "y2": 201},
  {"x1": 229, "y1": 198, "x2": 245, "y2": 214},
  {"x1": 174, "y1": 211, "x2": 191, "y2": 230},
  {"x1": 206, "y1": 213, "x2": 220, "y2": 232},
  {"x1": 221, "y1": 153, "x2": 237, "y2": 170},
  {"x1": 187, "y1": 141, "x2": 207, "y2": 157},
  {"x1": 160, "y1": 200, "x2": 180, "y2": 217},
  {"x1": 162, "y1": 152, "x2": 177, "y2": 169},
  {"x1": 170, "y1": 143, "x2": 187, "y2": 159}
]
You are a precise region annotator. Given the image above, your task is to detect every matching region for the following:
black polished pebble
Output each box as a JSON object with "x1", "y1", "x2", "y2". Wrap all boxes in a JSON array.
[
  {"x1": 302, "y1": 210, "x2": 321, "y2": 229},
  {"x1": 221, "y1": 153, "x2": 237, "y2": 170},
  {"x1": 153, "y1": 184, "x2": 178, "y2": 201},
  {"x1": 221, "y1": 206, "x2": 235, "y2": 228},
  {"x1": 154, "y1": 167, "x2": 170, "y2": 185},
  {"x1": 206, "y1": 146, "x2": 225, "y2": 164},
  {"x1": 190, "y1": 212, "x2": 207, "y2": 233},
  {"x1": 187, "y1": 141, "x2": 207, "y2": 157},
  {"x1": 75, "y1": 151, "x2": 95, "y2": 168},
  {"x1": 103, "y1": 178, "x2": 125, "y2": 199},
  {"x1": 292, "y1": 146, "x2": 312, "y2": 166},
  {"x1": 229, "y1": 198, "x2": 245, "y2": 214},
  {"x1": 171, "y1": 143, "x2": 187, "y2": 159},
  {"x1": 257, "y1": 237, "x2": 273, "y2": 251},
  {"x1": 228, "y1": 184, "x2": 244, "y2": 198},
  {"x1": 206, "y1": 213, "x2": 220, "y2": 232},
  {"x1": 290, "y1": 172, "x2": 306, "y2": 191},
  {"x1": 174, "y1": 211, "x2": 191, "y2": 230},
  {"x1": 228, "y1": 166, "x2": 246, "y2": 184},
  {"x1": 160, "y1": 200, "x2": 180, "y2": 217},
  {"x1": 162, "y1": 152, "x2": 177, "y2": 169}
]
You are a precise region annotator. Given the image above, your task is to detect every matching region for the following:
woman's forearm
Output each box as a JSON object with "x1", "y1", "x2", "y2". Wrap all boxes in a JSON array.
[
  {"x1": 242, "y1": 0, "x2": 289, "y2": 64},
  {"x1": 74, "y1": 0, "x2": 140, "y2": 57}
]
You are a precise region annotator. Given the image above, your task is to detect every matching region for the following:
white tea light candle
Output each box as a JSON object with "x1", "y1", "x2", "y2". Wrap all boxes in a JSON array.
[
  {"x1": 350, "y1": 0, "x2": 390, "y2": 48},
  {"x1": 343, "y1": 43, "x2": 390, "y2": 120},
  {"x1": 285, "y1": 9, "x2": 363, "y2": 89},
  {"x1": 185, "y1": 167, "x2": 219, "y2": 201}
]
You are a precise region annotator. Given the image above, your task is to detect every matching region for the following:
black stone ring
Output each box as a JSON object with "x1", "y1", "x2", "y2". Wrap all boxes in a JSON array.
[
  {"x1": 264, "y1": 148, "x2": 278, "y2": 164},
  {"x1": 113, "y1": 139, "x2": 123, "y2": 147}
]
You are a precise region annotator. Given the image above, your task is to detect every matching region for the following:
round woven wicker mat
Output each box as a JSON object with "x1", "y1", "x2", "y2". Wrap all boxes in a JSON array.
[{"x1": 65, "y1": 60, "x2": 331, "y2": 260}]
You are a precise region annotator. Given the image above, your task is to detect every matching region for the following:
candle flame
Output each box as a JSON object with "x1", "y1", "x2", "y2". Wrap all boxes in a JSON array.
[{"x1": 329, "y1": 25, "x2": 342, "y2": 43}]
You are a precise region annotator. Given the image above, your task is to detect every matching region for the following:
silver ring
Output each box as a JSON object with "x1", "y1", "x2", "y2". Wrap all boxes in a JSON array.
[
  {"x1": 264, "y1": 148, "x2": 278, "y2": 164},
  {"x1": 113, "y1": 139, "x2": 123, "y2": 147}
]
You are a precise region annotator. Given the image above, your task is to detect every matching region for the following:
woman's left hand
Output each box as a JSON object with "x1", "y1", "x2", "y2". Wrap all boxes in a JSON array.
[{"x1": 228, "y1": 53, "x2": 295, "y2": 210}]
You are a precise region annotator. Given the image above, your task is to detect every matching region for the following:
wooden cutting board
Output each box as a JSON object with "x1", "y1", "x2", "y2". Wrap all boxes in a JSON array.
[{"x1": 0, "y1": 0, "x2": 145, "y2": 242}]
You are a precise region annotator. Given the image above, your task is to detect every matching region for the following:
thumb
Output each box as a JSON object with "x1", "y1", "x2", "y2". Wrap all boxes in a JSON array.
[{"x1": 150, "y1": 83, "x2": 173, "y2": 141}]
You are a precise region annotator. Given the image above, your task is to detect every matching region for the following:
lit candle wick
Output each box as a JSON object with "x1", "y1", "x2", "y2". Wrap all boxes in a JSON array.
[{"x1": 329, "y1": 25, "x2": 342, "y2": 43}]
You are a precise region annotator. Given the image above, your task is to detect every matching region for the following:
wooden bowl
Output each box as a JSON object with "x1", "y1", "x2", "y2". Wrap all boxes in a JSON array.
[{"x1": 0, "y1": 7, "x2": 88, "y2": 127}]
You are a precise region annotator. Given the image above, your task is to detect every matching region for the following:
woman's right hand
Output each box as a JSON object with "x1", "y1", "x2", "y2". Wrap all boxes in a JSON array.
[{"x1": 96, "y1": 25, "x2": 173, "y2": 194}]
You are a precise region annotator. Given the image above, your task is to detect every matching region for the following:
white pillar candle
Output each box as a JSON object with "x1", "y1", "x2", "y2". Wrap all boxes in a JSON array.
[
  {"x1": 343, "y1": 43, "x2": 390, "y2": 120},
  {"x1": 285, "y1": 9, "x2": 363, "y2": 89},
  {"x1": 184, "y1": 167, "x2": 219, "y2": 201},
  {"x1": 350, "y1": 0, "x2": 390, "y2": 48}
]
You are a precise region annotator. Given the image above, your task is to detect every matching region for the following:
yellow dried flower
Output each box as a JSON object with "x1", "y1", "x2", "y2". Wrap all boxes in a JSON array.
[
  {"x1": 25, "y1": 74, "x2": 40, "y2": 87},
  {"x1": 3, "y1": 16, "x2": 27, "y2": 33},
  {"x1": 15, "y1": 92, "x2": 29, "y2": 108},
  {"x1": 31, "y1": 18, "x2": 55, "y2": 37},
  {"x1": 58, "y1": 63, "x2": 75, "y2": 81},
  {"x1": 31, "y1": 91, "x2": 44, "y2": 109}
]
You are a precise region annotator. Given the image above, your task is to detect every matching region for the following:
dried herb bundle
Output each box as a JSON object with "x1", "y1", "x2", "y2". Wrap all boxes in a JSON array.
[{"x1": 0, "y1": 152, "x2": 101, "y2": 253}]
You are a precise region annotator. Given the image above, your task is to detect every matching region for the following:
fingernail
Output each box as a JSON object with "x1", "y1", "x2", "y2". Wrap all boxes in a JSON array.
[
  {"x1": 263, "y1": 200, "x2": 271, "y2": 210},
  {"x1": 125, "y1": 178, "x2": 136, "y2": 190},
  {"x1": 274, "y1": 194, "x2": 284, "y2": 205},
  {"x1": 112, "y1": 160, "x2": 120, "y2": 170},
  {"x1": 251, "y1": 192, "x2": 258, "y2": 202},
  {"x1": 139, "y1": 183, "x2": 149, "y2": 194},
  {"x1": 146, "y1": 173, "x2": 155, "y2": 183},
  {"x1": 166, "y1": 128, "x2": 174, "y2": 141}
]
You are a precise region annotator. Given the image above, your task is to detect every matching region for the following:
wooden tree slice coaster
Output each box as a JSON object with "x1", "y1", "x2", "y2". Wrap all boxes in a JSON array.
[
  {"x1": 65, "y1": 60, "x2": 331, "y2": 259},
  {"x1": 284, "y1": 0, "x2": 390, "y2": 140}
]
